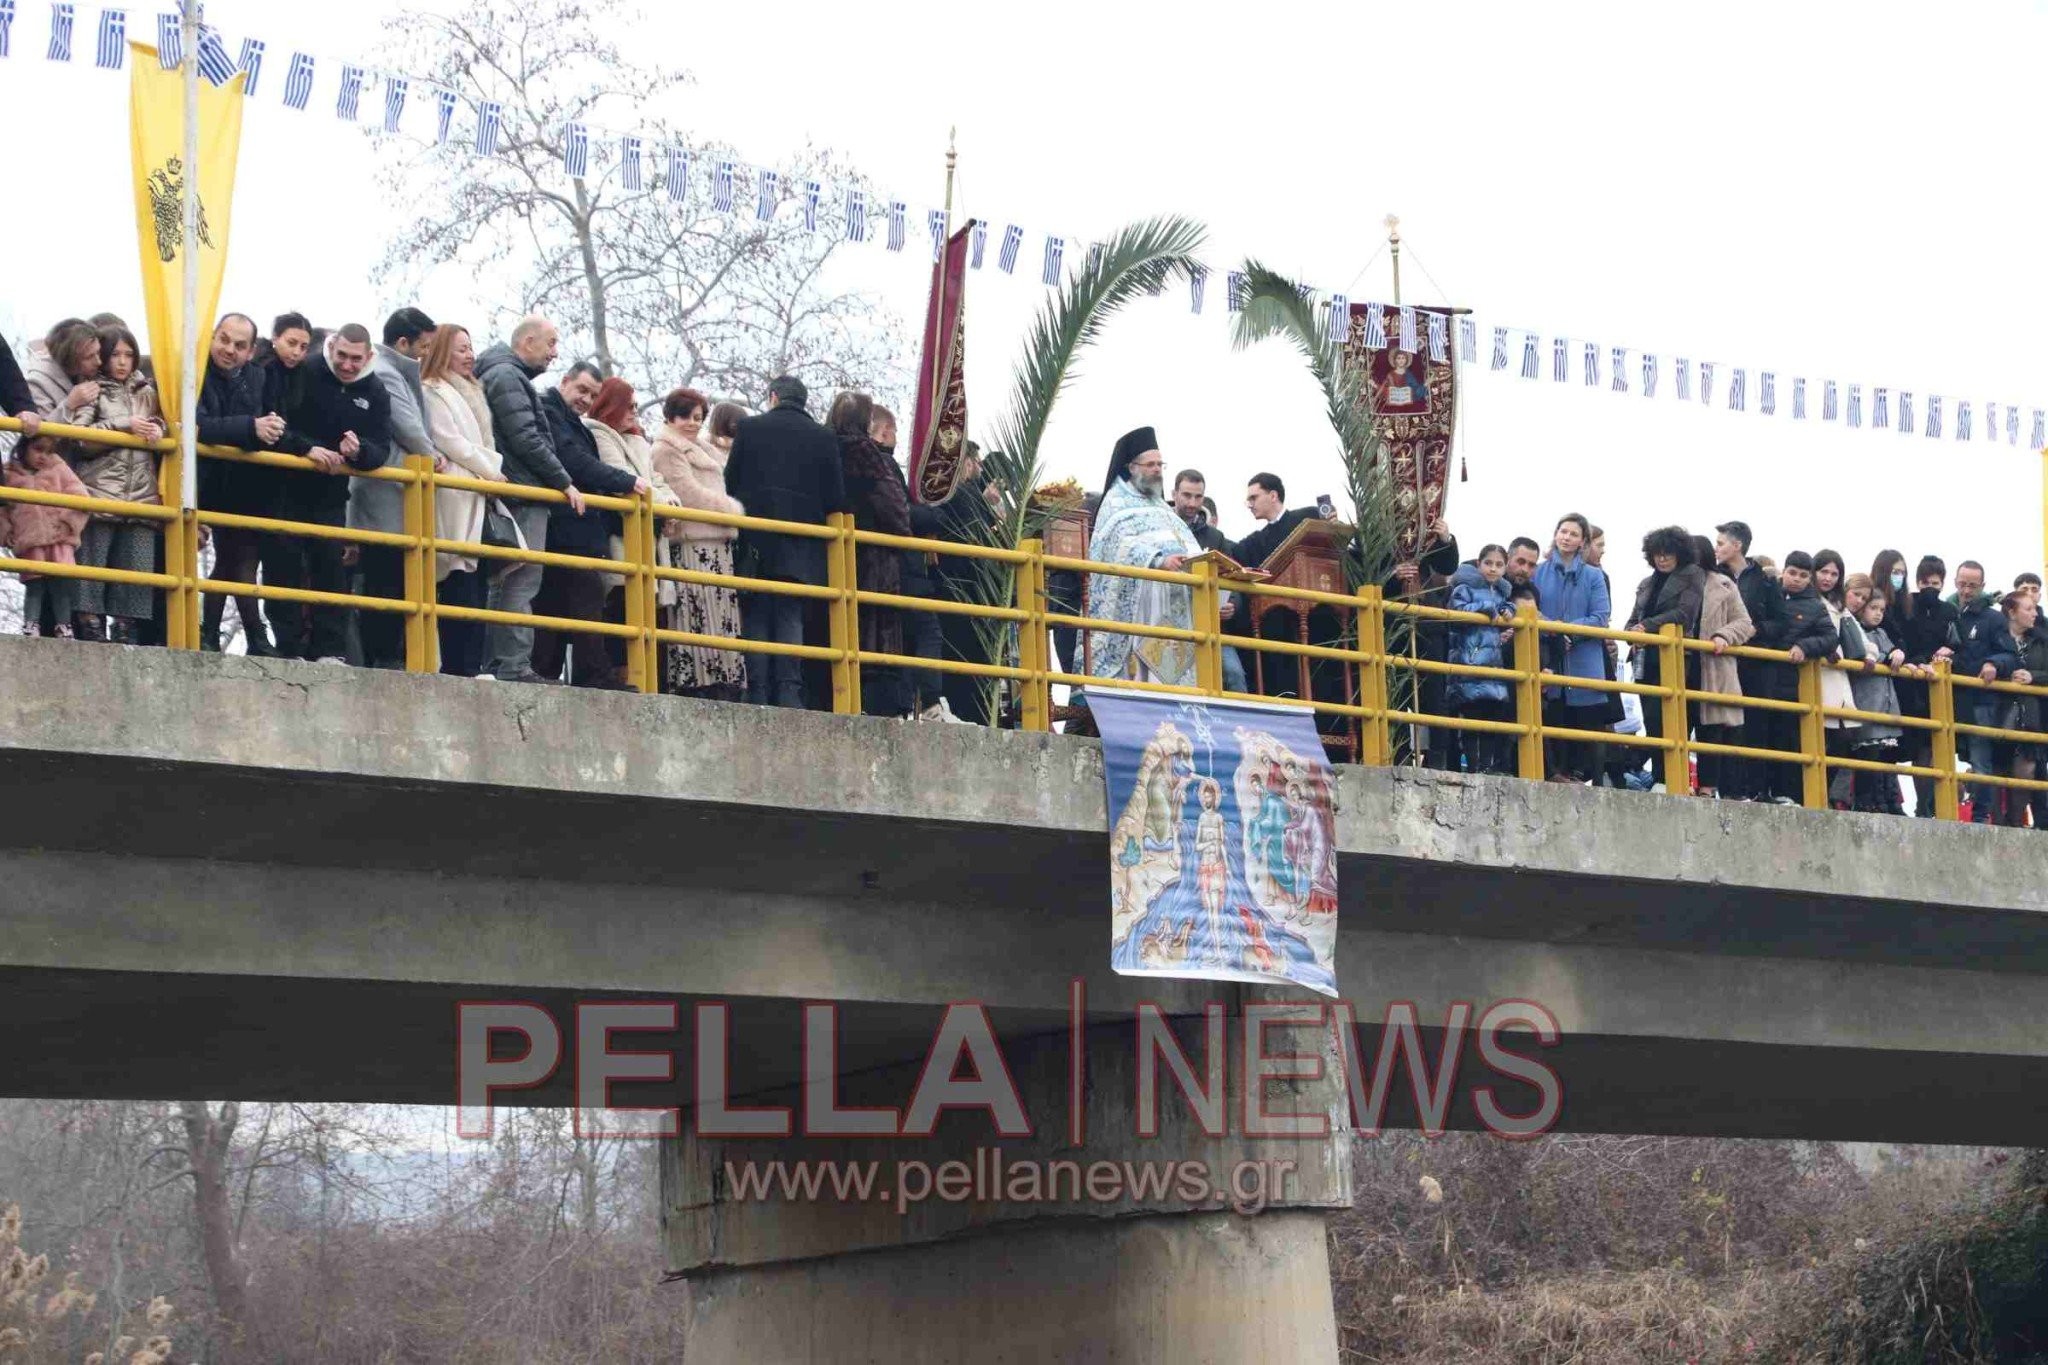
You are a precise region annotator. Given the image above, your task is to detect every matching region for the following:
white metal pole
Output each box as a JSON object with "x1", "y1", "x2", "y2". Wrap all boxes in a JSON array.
[{"x1": 178, "y1": 0, "x2": 200, "y2": 509}]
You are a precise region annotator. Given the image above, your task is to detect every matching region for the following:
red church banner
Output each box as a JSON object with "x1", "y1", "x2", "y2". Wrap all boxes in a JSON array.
[
  {"x1": 1343, "y1": 304, "x2": 1460, "y2": 562},
  {"x1": 910, "y1": 221, "x2": 972, "y2": 505}
]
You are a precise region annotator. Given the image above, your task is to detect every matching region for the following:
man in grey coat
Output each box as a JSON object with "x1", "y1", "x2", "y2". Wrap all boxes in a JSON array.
[
  {"x1": 474, "y1": 314, "x2": 588, "y2": 683},
  {"x1": 351, "y1": 307, "x2": 438, "y2": 668}
]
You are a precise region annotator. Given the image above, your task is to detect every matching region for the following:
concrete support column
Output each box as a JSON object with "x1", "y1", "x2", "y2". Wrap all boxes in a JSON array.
[{"x1": 663, "y1": 1013, "x2": 1353, "y2": 1363}]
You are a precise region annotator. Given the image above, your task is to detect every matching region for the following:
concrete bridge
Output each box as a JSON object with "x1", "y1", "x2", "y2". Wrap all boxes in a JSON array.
[{"x1": 2, "y1": 637, "x2": 2043, "y2": 1360}]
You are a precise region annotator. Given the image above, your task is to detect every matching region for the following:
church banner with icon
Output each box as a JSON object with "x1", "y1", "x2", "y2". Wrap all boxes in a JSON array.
[
  {"x1": 909, "y1": 221, "x2": 971, "y2": 504},
  {"x1": 1094, "y1": 690, "x2": 1338, "y2": 997},
  {"x1": 1343, "y1": 304, "x2": 1458, "y2": 562}
]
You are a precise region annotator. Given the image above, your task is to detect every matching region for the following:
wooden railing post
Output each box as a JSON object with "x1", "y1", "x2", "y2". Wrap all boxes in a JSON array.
[
  {"x1": 827, "y1": 511, "x2": 859, "y2": 715},
  {"x1": 1016, "y1": 539, "x2": 1049, "y2": 732},
  {"x1": 1931, "y1": 658, "x2": 1961, "y2": 820},
  {"x1": 1355, "y1": 584, "x2": 1391, "y2": 766},
  {"x1": 1511, "y1": 601, "x2": 1545, "y2": 781},
  {"x1": 1658, "y1": 624, "x2": 1690, "y2": 795},
  {"x1": 1191, "y1": 558, "x2": 1222, "y2": 696},
  {"x1": 1798, "y1": 656, "x2": 1828, "y2": 810},
  {"x1": 402, "y1": 454, "x2": 434, "y2": 674}
]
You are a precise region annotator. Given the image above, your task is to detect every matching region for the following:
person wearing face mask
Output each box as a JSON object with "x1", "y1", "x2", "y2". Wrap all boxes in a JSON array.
[{"x1": 1085, "y1": 427, "x2": 1202, "y2": 691}]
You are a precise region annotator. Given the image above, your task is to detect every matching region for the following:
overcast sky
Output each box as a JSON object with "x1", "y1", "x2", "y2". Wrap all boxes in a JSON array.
[{"x1": 6, "y1": 0, "x2": 2045, "y2": 592}]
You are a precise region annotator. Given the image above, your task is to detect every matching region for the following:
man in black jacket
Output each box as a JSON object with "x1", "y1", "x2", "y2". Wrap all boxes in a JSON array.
[
  {"x1": 276, "y1": 325, "x2": 391, "y2": 664},
  {"x1": 532, "y1": 362, "x2": 643, "y2": 689},
  {"x1": 195, "y1": 313, "x2": 296, "y2": 654},
  {"x1": 724, "y1": 374, "x2": 847, "y2": 708},
  {"x1": 1716, "y1": 521, "x2": 1790, "y2": 800},
  {"x1": 1232, "y1": 472, "x2": 1322, "y2": 571},
  {"x1": 1759, "y1": 550, "x2": 1843, "y2": 804},
  {"x1": 1945, "y1": 561, "x2": 2019, "y2": 822},
  {"x1": 0, "y1": 334, "x2": 39, "y2": 437}
]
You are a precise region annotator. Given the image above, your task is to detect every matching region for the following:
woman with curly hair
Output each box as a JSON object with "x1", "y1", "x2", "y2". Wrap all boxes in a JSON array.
[{"x1": 1625, "y1": 525, "x2": 1706, "y2": 770}]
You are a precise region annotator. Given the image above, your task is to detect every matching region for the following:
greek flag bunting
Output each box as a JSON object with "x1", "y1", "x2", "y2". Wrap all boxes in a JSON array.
[
  {"x1": 1761, "y1": 372, "x2": 1776, "y2": 415},
  {"x1": 0, "y1": 0, "x2": 15, "y2": 58},
  {"x1": 1329, "y1": 295, "x2": 1349, "y2": 342},
  {"x1": 1898, "y1": 393, "x2": 1913, "y2": 434},
  {"x1": 432, "y1": 88, "x2": 455, "y2": 144},
  {"x1": 237, "y1": 37, "x2": 262, "y2": 96},
  {"x1": 1873, "y1": 387, "x2": 1888, "y2": 429},
  {"x1": 1983, "y1": 402, "x2": 1995, "y2": 442},
  {"x1": 1364, "y1": 306, "x2": 1387, "y2": 348},
  {"x1": 2007, "y1": 405, "x2": 2019, "y2": 446},
  {"x1": 1490, "y1": 326, "x2": 1508, "y2": 371},
  {"x1": 620, "y1": 135, "x2": 642, "y2": 192},
  {"x1": 1582, "y1": 341, "x2": 1597, "y2": 387},
  {"x1": 1927, "y1": 395, "x2": 1942, "y2": 438},
  {"x1": 969, "y1": 219, "x2": 987, "y2": 269},
  {"x1": 1551, "y1": 337, "x2": 1566, "y2": 383},
  {"x1": 666, "y1": 148, "x2": 690, "y2": 203},
  {"x1": 45, "y1": 1, "x2": 68, "y2": 60},
  {"x1": 475, "y1": 99, "x2": 502, "y2": 155},
  {"x1": 563, "y1": 122, "x2": 588, "y2": 180},
  {"x1": 1399, "y1": 306, "x2": 1418, "y2": 352},
  {"x1": 1730, "y1": 368, "x2": 1746, "y2": 411},
  {"x1": 1459, "y1": 317, "x2": 1477, "y2": 364},
  {"x1": 1642, "y1": 353, "x2": 1657, "y2": 398},
  {"x1": 926, "y1": 209, "x2": 944, "y2": 261},
  {"x1": 1611, "y1": 346, "x2": 1627, "y2": 393},
  {"x1": 997, "y1": 224, "x2": 1022, "y2": 273},
  {"x1": 1428, "y1": 312, "x2": 1447, "y2": 362},
  {"x1": 1189, "y1": 265, "x2": 1206, "y2": 315},
  {"x1": 1793, "y1": 378, "x2": 1806, "y2": 420},
  {"x1": 95, "y1": 6, "x2": 121, "y2": 68},
  {"x1": 1226, "y1": 270, "x2": 1246, "y2": 312},
  {"x1": 1700, "y1": 361, "x2": 1714, "y2": 405},
  {"x1": 844, "y1": 190, "x2": 867, "y2": 242},
  {"x1": 336, "y1": 65, "x2": 363, "y2": 122},
  {"x1": 757, "y1": 171, "x2": 780, "y2": 221},
  {"x1": 712, "y1": 160, "x2": 734, "y2": 213},
  {"x1": 153, "y1": 8, "x2": 174, "y2": 66},
  {"x1": 800, "y1": 177, "x2": 819, "y2": 226},
  {"x1": 1847, "y1": 384, "x2": 1862, "y2": 428},
  {"x1": 886, "y1": 199, "x2": 906, "y2": 252},
  {"x1": 1520, "y1": 333, "x2": 1538, "y2": 379},
  {"x1": 195, "y1": 25, "x2": 233, "y2": 85},
  {"x1": 2034, "y1": 410, "x2": 2046, "y2": 449},
  {"x1": 1041, "y1": 235, "x2": 1063, "y2": 286},
  {"x1": 381, "y1": 76, "x2": 407, "y2": 133},
  {"x1": 1675, "y1": 358, "x2": 1690, "y2": 402},
  {"x1": 283, "y1": 51, "x2": 314, "y2": 111},
  {"x1": 1822, "y1": 380, "x2": 1838, "y2": 422},
  {"x1": 1958, "y1": 401, "x2": 1972, "y2": 440}
]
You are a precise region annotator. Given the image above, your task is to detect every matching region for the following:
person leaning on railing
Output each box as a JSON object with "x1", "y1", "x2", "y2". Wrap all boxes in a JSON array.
[
  {"x1": 1624, "y1": 527, "x2": 1706, "y2": 766},
  {"x1": 196, "y1": 313, "x2": 296, "y2": 657},
  {"x1": 534, "y1": 364, "x2": 644, "y2": 691},
  {"x1": 1948, "y1": 566, "x2": 2021, "y2": 824},
  {"x1": 586, "y1": 375, "x2": 682, "y2": 683},
  {"x1": 1993, "y1": 591, "x2": 2048, "y2": 826},
  {"x1": 648, "y1": 391, "x2": 748, "y2": 702},
  {"x1": 0, "y1": 333, "x2": 42, "y2": 440},
  {"x1": 70, "y1": 325, "x2": 164, "y2": 644},
  {"x1": 354, "y1": 309, "x2": 441, "y2": 671},
  {"x1": 1691, "y1": 534, "x2": 1755, "y2": 801},
  {"x1": 418, "y1": 323, "x2": 509, "y2": 679}
]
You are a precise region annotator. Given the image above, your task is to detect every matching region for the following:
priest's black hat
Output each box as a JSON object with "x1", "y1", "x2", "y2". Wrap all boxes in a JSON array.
[{"x1": 1102, "y1": 426, "x2": 1159, "y2": 497}]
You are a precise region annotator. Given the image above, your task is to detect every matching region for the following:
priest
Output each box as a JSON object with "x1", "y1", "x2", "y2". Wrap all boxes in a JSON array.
[{"x1": 1086, "y1": 427, "x2": 1203, "y2": 690}]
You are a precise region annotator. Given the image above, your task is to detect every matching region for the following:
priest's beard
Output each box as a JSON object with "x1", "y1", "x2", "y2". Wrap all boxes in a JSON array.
[{"x1": 1135, "y1": 472, "x2": 1164, "y2": 498}]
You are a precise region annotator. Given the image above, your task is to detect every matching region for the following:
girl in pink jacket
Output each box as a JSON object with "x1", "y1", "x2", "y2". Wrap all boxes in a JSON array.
[{"x1": 3, "y1": 432, "x2": 91, "y2": 637}]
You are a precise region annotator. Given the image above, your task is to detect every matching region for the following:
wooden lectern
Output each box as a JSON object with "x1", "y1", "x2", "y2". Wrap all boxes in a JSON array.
[{"x1": 1235, "y1": 518, "x2": 1359, "y2": 762}]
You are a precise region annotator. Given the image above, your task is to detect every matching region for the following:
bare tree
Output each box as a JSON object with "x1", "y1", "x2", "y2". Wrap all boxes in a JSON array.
[{"x1": 372, "y1": 0, "x2": 908, "y2": 409}]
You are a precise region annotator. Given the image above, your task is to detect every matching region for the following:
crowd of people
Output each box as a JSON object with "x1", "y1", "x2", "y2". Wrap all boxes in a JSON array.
[{"x1": 3, "y1": 314, "x2": 2044, "y2": 824}]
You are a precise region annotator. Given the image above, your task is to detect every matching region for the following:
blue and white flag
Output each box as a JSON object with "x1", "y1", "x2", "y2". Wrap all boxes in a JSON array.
[
  {"x1": 1189, "y1": 264, "x2": 1206, "y2": 315},
  {"x1": 563, "y1": 122, "x2": 588, "y2": 180},
  {"x1": 1793, "y1": 377, "x2": 1807, "y2": 420},
  {"x1": 757, "y1": 170, "x2": 780, "y2": 221},
  {"x1": 2007, "y1": 404, "x2": 2019, "y2": 446},
  {"x1": 886, "y1": 199, "x2": 906, "y2": 251},
  {"x1": 1399, "y1": 306, "x2": 1417, "y2": 352},
  {"x1": 282, "y1": 51, "x2": 314, "y2": 110},
  {"x1": 1552, "y1": 337, "x2": 1567, "y2": 382},
  {"x1": 998, "y1": 223, "x2": 1022, "y2": 273},
  {"x1": 1611, "y1": 346, "x2": 1627, "y2": 393},
  {"x1": 1822, "y1": 379, "x2": 1838, "y2": 421},
  {"x1": 381, "y1": 75, "x2": 407, "y2": 133},
  {"x1": 1459, "y1": 317, "x2": 1477, "y2": 364},
  {"x1": 1675, "y1": 357, "x2": 1690, "y2": 401},
  {"x1": 667, "y1": 148, "x2": 691, "y2": 203},
  {"x1": 237, "y1": 36, "x2": 262, "y2": 95},
  {"x1": 1699, "y1": 361, "x2": 1714, "y2": 405},
  {"x1": 1520, "y1": 332, "x2": 1539, "y2": 379},
  {"x1": 1490, "y1": 326, "x2": 1508, "y2": 371},
  {"x1": 1958, "y1": 401, "x2": 1972, "y2": 440},
  {"x1": 1329, "y1": 294, "x2": 1349, "y2": 342},
  {"x1": 1873, "y1": 387, "x2": 1888, "y2": 429},
  {"x1": 1226, "y1": 270, "x2": 1246, "y2": 312},
  {"x1": 1983, "y1": 401, "x2": 1996, "y2": 442},
  {"x1": 801, "y1": 177, "x2": 819, "y2": 226},
  {"x1": 712, "y1": 160, "x2": 734, "y2": 213},
  {"x1": 1927, "y1": 395, "x2": 1943, "y2": 438},
  {"x1": 969, "y1": 219, "x2": 987, "y2": 269},
  {"x1": 1428, "y1": 312, "x2": 1447, "y2": 362},
  {"x1": 0, "y1": 0, "x2": 16, "y2": 58},
  {"x1": 94, "y1": 6, "x2": 121, "y2": 68},
  {"x1": 194, "y1": 24, "x2": 232, "y2": 85},
  {"x1": 844, "y1": 189, "x2": 867, "y2": 242},
  {"x1": 1898, "y1": 392, "x2": 1913, "y2": 434},
  {"x1": 1642, "y1": 353, "x2": 1658, "y2": 397},
  {"x1": 1847, "y1": 384, "x2": 1862, "y2": 428},
  {"x1": 1582, "y1": 340, "x2": 1597, "y2": 387},
  {"x1": 619, "y1": 135, "x2": 642, "y2": 191},
  {"x1": 927, "y1": 209, "x2": 945, "y2": 260},
  {"x1": 153, "y1": 8, "x2": 174, "y2": 66},
  {"x1": 1364, "y1": 305, "x2": 1387, "y2": 348},
  {"x1": 475, "y1": 99, "x2": 502, "y2": 155},
  {"x1": 1730, "y1": 368, "x2": 1746, "y2": 411},
  {"x1": 44, "y1": 0, "x2": 69, "y2": 61},
  {"x1": 336, "y1": 64, "x2": 363, "y2": 121},
  {"x1": 1761, "y1": 371, "x2": 1776, "y2": 416},
  {"x1": 432, "y1": 88, "x2": 456, "y2": 144},
  {"x1": 1041, "y1": 235, "x2": 1063, "y2": 286},
  {"x1": 2034, "y1": 410, "x2": 2045, "y2": 450}
]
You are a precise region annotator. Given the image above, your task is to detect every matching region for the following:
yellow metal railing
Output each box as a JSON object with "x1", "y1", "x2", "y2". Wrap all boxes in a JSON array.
[{"x1": 5, "y1": 413, "x2": 2046, "y2": 823}]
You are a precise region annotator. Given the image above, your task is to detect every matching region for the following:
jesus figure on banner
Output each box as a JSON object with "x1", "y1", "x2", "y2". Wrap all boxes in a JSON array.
[{"x1": 1086, "y1": 426, "x2": 1202, "y2": 691}]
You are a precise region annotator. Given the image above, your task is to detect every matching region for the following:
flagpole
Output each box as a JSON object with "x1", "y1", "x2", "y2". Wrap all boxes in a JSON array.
[
  {"x1": 927, "y1": 129, "x2": 957, "y2": 441},
  {"x1": 1385, "y1": 214, "x2": 1402, "y2": 307},
  {"x1": 178, "y1": 0, "x2": 200, "y2": 510}
]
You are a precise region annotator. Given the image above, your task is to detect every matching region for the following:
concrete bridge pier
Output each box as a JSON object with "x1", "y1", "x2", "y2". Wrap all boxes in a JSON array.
[{"x1": 663, "y1": 1014, "x2": 1353, "y2": 1362}]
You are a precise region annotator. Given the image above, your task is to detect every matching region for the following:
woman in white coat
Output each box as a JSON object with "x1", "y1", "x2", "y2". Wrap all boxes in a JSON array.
[{"x1": 419, "y1": 324, "x2": 507, "y2": 677}]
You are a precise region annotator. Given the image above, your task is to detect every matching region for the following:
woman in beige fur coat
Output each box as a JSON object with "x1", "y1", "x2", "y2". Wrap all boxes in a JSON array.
[{"x1": 648, "y1": 387, "x2": 747, "y2": 698}]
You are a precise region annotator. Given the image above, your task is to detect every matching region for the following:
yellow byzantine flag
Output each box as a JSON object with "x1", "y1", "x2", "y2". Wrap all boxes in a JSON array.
[{"x1": 128, "y1": 40, "x2": 246, "y2": 437}]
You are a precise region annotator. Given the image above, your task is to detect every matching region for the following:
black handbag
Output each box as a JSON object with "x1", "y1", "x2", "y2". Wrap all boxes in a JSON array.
[{"x1": 481, "y1": 498, "x2": 523, "y2": 551}]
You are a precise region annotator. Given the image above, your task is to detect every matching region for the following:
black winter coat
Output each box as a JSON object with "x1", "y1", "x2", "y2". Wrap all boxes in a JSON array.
[
  {"x1": 1735, "y1": 563, "x2": 1790, "y2": 648},
  {"x1": 474, "y1": 343, "x2": 571, "y2": 492},
  {"x1": 279, "y1": 355, "x2": 392, "y2": 520},
  {"x1": 1952, "y1": 599, "x2": 2020, "y2": 722},
  {"x1": 1630, "y1": 563, "x2": 1706, "y2": 636},
  {"x1": 1232, "y1": 507, "x2": 1316, "y2": 570},
  {"x1": 0, "y1": 336, "x2": 31, "y2": 419},
  {"x1": 541, "y1": 389, "x2": 639, "y2": 559},
  {"x1": 1780, "y1": 583, "x2": 1840, "y2": 660},
  {"x1": 196, "y1": 359, "x2": 287, "y2": 516},
  {"x1": 725, "y1": 404, "x2": 848, "y2": 585}
]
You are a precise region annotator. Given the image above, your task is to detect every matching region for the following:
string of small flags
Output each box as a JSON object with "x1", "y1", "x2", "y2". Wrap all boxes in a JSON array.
[{"x1": 11, "y1": 2, "x2": 2043, "y2": 447}]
